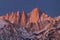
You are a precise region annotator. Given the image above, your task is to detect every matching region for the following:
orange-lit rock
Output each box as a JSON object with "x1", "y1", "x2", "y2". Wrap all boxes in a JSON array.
[
  {"x1": 16, "y1": 11, "x2": 20, "y2": 24},
  {"x1": 29, "y1": 8, "x2": 40, "y2": 23},
  {"x1": 20, "y1": 11, "x2": 26, "y2": 27},
  {"x1": 0, "y1": 8, "x2": 59, "y2": 31},
  {"x1": 5, "y1": 13, "x2": 9, "y2": 20},
  {"x1": 8, "y1": 12, "x2": 16, "y2": 23},
  {"x1": 54, "y1": 16, "x2": 60, "y2": 21},
  {"x1": 0, "y1": 8, "x2": 60, "y2": 40}
]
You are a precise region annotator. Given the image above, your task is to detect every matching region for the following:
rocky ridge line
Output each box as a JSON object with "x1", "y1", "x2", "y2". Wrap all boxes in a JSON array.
[{"x1": 0, "y1": 8, "x2": 60, "y2": 40}]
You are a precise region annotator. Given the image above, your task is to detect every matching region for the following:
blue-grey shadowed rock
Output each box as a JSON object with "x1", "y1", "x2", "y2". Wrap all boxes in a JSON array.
[{"x1": 0, "y1": 8, "x2": 60, "y2": 40}]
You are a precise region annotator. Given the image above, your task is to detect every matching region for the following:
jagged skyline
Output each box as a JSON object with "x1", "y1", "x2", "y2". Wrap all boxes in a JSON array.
[
  {"x1": 0, "y1": 8, "x2": 60, "y2": 40},
  {"x1": 0, "y1": 0, "x2": 60, "y2": 17}
]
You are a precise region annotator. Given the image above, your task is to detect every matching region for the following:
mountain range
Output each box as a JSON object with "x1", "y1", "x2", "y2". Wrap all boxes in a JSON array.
[{"x1": 0, "y1": 8, "x2": 60, "y2": 40}]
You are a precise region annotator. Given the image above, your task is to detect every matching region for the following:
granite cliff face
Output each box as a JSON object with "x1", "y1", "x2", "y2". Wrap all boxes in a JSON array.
[{"x1": 0, "y1": 8, "x2": 60, "y2": 40}]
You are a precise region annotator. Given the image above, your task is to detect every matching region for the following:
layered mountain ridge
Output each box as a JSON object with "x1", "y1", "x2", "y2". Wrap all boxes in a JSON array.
[
  {"x1": 0, "y1": 8, "x2": 60, "y2": 40},
  {"x1": 0, "y1": 8, "x2": 60, "y2": 30}
]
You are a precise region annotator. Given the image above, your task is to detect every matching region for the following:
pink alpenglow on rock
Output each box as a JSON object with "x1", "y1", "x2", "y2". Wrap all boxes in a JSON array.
[{"x1": 0, "y1": 8, "x2": 60, "y2": 40}]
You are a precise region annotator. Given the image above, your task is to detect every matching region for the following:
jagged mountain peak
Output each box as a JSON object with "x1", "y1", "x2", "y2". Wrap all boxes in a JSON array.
[
  {"x1": 0, "y1": 8, "x2": 59, "y2": 24},
  {"x1": 29, "y1": 8, "x2": 41, "y2": 23},
  {"x1": 0, "y1": 8, "x2": 60, "y2": 40},
  {"x1": 16, "y1": 11, "x2": 20, "y2": 16},
  {"x1": 31, "y1": 8, "x2": 41, "y2": 15},
  {"x1": 32, "y1": 8, "x2": 40, "y2": 12},
  {"x1": 20, "y1": 11, "x2": 26, "y2": 27},
  {"x1": 21, "y1": 11, "x2": 26, "y2": 18},
  {"x1": 11, "y1": 11, "x2": 15, "y2": 15}
]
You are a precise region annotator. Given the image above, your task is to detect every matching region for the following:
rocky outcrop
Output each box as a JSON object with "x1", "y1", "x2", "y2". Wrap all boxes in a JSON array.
[
  {"x1": 16, "y1": 11, "x2": 20, "y2": 24},
  {"x1": 29, "y1": 8, "x2": 40, "y2": 23},
  {"x1": 0, "y1": 8, "x2": 60, "y2": 40},
  {"x1": 20, "y1": 11, "x2": 27, "y2": 27}
]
